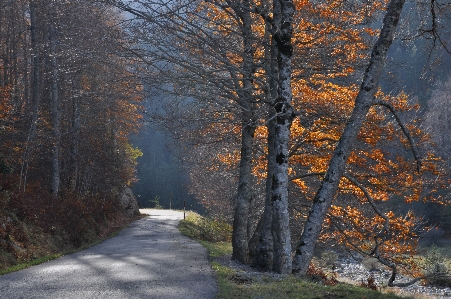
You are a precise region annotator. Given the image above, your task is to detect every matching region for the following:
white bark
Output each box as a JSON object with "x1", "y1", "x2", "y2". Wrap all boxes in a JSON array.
[{"x1": 292, "y1": 0, "x2": 407, "y2": 275}]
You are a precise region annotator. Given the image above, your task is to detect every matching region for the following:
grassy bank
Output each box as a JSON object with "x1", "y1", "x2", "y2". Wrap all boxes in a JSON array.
[
  {"x1": 0, "y1": 212, "x2": 141, "y2": 275},
  {"x1": 178, "y1": 212, "x2": 409, "y2": 299}
]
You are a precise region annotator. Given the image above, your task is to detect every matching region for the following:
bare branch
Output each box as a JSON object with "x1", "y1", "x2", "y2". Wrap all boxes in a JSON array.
[
  {"x1": 373, "y1": 100, "x2": 421, "y2": 172},
  {"x1": 343, "y1": 173, "x2": 389, "y2": 235},
  {"x1": 290, "y1": 172, "x2": 325, "y2": 182}
]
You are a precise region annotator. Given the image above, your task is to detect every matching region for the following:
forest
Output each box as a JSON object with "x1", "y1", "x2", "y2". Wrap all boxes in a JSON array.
[
  {"x1": 0, "y1": 0, "x2": 143, "y2": 268},
  {"x1": 1, "y1": 0, "x2": 451, "y2": 287}
]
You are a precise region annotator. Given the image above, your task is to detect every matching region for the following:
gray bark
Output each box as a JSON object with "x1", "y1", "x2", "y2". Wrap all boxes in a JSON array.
[
  {"x1": 231, "y1": 2, "x2": 257, "y2": 264},
  {"x1": 232, "y1": 112, "x2": 256, "y2": 263},
  {"x1": 20, "y1": 0, "x2": 41, "y2": 192},
  {"x1": 50, "y1": 19, "x2": 61, "y2": 197},
  {"x1": 70, "y1": 97, "x2": 81, "y2": 192},
  {"x1": 269, "y1": 0, "x2": 295, "y2": 274},
  {"x1": 254, "y1": 18, "x2": 279, "y2": 271},
  {"x1": 292, "y1": 0, "x2": 406, "y2": 275}
]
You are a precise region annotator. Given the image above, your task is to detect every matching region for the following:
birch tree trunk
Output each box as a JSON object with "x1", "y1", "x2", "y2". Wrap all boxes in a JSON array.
[{"x1": 292, "y1": 0, "x2": 406, "y2": 275}]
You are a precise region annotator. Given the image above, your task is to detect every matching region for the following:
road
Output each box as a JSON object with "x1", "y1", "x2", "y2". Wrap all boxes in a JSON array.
[{"x1": 0, "y1": 209, "x2": 217, "y2": 299}]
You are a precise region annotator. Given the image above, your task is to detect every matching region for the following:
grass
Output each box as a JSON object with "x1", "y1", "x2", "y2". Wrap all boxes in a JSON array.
[
  {"x1": 178, "y1": 211, "x2": 410, "y2": 299},
  {"x1": 212, "y1": 262, "x2": 407, "y2": 299},
  {"x1": 0, "y1": 253, "x2": 62, "y2": 276}
]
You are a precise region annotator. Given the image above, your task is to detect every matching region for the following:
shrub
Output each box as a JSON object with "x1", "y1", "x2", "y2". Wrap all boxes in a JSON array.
[
  {"x1": 179, "y1": 212, "x2": 232, "y2": 243},
  {"x1": 424, "y1": 244, "x2": 451, "y2": 287},
  {"x1": 306, "y1": 263, "x2": 338, "y2": 286},
  {"x1": 198, "y1": 216, "x2": 232, "y2": 243}
]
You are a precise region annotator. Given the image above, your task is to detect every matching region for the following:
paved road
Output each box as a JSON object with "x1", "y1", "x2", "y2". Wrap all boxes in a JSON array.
[{"x1": 0, "y1": 209, "x2": 217, "y2": 299}]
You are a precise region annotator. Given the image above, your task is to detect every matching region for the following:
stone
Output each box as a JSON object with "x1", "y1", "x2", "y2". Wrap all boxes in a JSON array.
[{"x1": 118, "y1": 186, "x2": 140, "y2": 216}]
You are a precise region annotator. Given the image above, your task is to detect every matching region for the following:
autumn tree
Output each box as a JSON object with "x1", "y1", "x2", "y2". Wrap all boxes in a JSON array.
[
  {"x1": 104, "y1": 0, "x2": 450, "y2": 283},
  {"x1": 103, "y1": 0, "x2": 275, "y2": 264},
  {"x1": 291, "y1": 0, "x2": 424, "y2": 277}
]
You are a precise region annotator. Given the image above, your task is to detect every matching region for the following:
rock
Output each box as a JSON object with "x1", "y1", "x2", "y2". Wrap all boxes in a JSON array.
[{"x1": 118, "y1": 187, "x2": 140, "y2": 216}]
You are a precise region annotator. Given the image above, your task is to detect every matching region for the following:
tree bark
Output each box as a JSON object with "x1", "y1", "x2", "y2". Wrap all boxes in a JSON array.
[
  {"x1": 70, "y1": 97, "x2": 81, "y2": 192},
  {"x1": 50, "y1": 19, "x2": 61, "y2": 197},
  {"x1": 231, "y1": 2, "x2": 257, "y2": 264},
  {"x1": 292, "y1": 0, "x2": 406, "y2": 275},
  {"x1": 254, "y1": 17, "x2": 279, "y2": 271},
  {"x1": 232, "y1": 111, "x2": 256, "y2": 263},
  {"x1": 20, "y1": 0, "x2": 41, "y2": 192},
  {"x1": 269, "y1": 0, "x2": 295, "y2": 274}
]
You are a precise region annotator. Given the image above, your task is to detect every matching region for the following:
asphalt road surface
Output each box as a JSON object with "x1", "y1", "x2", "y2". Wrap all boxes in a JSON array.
[{"x1": 0, "y1": 209, "x2": 217, "y2": 299}]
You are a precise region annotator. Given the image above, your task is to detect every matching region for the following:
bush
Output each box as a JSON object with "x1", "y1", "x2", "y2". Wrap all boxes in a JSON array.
[
  {"x1": 197, "y1": 217, "x2": 232, "y2": 243},
  {"x1": 424, "y1": 244, "x2": 451, "y2": 287},
  {"x1": 179, "y1": 212, "x2": 232, "y2": 243}
]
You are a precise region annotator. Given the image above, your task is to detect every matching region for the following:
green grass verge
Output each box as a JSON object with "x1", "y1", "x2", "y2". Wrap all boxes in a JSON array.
[
  {"x1": 178, "y1": 211, "x2": 410, "y2": 299},
  {"x1": 0, "y1": 253, "x2": 62, "y2": 276}
]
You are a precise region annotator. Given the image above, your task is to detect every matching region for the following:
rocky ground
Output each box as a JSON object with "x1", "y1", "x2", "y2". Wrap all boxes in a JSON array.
[
  {"x1": 214, "y1": 255, "x2": 451, "y2": 298},
  {"x1": 336, "y1": 259, "x2": 451, "y2": 298}
]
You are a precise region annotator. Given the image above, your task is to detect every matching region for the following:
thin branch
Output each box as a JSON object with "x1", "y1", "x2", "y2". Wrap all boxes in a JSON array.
[
  {"x1": 373, "y1": 100, "x2": 421, "y2": 172},
  {"x1": 343, "y1": 173, "x2": 389, "y2": 236},
  {"x1": 290, "y1": 172, "x2": 325, "y2": 182}
]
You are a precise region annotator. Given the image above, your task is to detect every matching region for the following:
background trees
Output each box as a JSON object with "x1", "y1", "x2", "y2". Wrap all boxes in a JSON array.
[{"x1": 0, "y1": 0, "x2": 142, "y2": 263}]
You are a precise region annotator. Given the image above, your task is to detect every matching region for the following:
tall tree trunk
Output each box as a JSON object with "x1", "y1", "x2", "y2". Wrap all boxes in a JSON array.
[
  {"x1": 231, "y1": 3, "x2": 256, "y2": 264},
  {"x1": 253, "y1": 18, "x2": 279, "y2": 271},
  {"x1": 22, "y1": 1, "x2": 29, "y2": 105},
  {"x1": 50, "y1": 19, "x2": 61, "y2": 197},
  {"x1": 269, "y1": 0, "x2": 295, "y2": 274},
  {"x1": 71, "y1": 97, "x2": 81, "y2": 192},
  {"x1": 20, "y1": 0, "x2": 41, "y2": 192},
  {"x1": 292, "y1": 0, "x2": 406, "y2": 275},
  {"x1": 232, "y1": 111, "x2": 256, "y2": 264}
]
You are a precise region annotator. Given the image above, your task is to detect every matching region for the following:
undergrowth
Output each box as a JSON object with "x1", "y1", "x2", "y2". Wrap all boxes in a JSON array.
[
  {"x1": 178, "y1": 211, "x2": 409, "y2": 299},
  {"x1": 0, "y1": 208, "x2": 141, "y2": 275}
]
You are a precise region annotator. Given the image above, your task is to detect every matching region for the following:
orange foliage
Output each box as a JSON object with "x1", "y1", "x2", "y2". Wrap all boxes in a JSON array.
[{"x1": 179, "y1": 0, "x2": 446, "y2": 273}]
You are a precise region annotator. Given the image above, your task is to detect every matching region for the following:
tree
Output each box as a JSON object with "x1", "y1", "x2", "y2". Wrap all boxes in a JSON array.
[
  {"x1": 103, "y1": 0, "x2": 271, "y2": 264},
  {"x1": 292, "y1": 0, "x2": 413, "y2": 275},
  {"x1": 103, "y1": 0, "x2": 449, "y2": 282}
]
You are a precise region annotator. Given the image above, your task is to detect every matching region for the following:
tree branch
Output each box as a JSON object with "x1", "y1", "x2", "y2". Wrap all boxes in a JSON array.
[
  {"x1": 290, "y1": 172, "x2": 325, "y2": 182},
  {"x1": 373, "y1": 100, "x2": 421, "y2": 172},
  {"x1": 343, "y1": 173, "x2": 389, "y2": 237}
]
